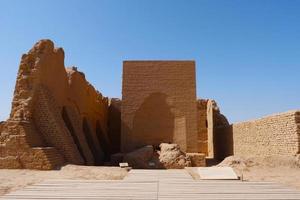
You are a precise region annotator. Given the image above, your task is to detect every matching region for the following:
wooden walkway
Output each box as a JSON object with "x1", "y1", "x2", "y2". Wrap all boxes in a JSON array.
[{"x1": 1, "y1": 169, "x2": 300, "y2": 200}]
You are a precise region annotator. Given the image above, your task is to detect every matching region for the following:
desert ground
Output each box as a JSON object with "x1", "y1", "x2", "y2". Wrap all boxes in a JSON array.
[
  {"x1": 219, "y1": 155, "x2": 300, "y2": 190},
  {"x1": 1, "y1": 155, "x2": 300, "y2": 197},
  {"x1": 0, "y1": 165, "x2": 128, "y2": 196}
]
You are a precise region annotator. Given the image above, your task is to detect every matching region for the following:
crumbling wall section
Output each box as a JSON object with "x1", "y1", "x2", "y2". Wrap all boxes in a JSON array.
[
  {"x1": 108, "y1": 98, "x2": 121, "y2": 154},
  {"x1": 0, "y1": 40, "x2": 109, "y2": 169},
  {"x1": 0, "y1": 122, "x2": 5, "y2": 133},
  {"x1": 232, "y1": 110, "x2": 300, "y2": 156},
  {"x1": 197, "y1": 99, "x2": 231, "y2": 159},
  {"x1": 212, "y1": 101, "x2": 231, "y2": 160},
  {"x1": 33, "y1": 86, "x2": 84, "y2": 165},
  {"x1": 197, "y1": 99, "x2": 208, "y2": 155}
]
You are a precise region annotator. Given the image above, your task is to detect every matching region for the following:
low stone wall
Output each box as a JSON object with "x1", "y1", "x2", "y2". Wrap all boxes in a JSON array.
[{"x1": 232, "y1": 110, "x2": 300, "y2": 156}]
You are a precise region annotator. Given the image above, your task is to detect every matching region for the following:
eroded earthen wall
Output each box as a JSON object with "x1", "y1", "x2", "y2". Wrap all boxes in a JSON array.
[
  {"x1": 231, "y1": 110, "x2": 300, "y2": 156},
  {"x1": 197, "y1": 99, "x2": 231, "y2": 159},
  {"x1": 121, "y1": 61, "x2": 198, "y2": 153},
  {"x1": 108, "y1": 98, "x2": 121, "y2": 154},
  {"x1": 197, "y1": 99, "x2": 208, "y2": 155},
  {"x1": 0, "y1": 40, "x2": 109, "y2": 169}
]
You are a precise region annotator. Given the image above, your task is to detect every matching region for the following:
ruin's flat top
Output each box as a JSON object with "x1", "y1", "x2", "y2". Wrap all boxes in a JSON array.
[
  {"x1": 197, "y1": 167, "x2": 239, "y2": 180},
  {"x1": 2, "y1": 169, "x2": 300, "y2": 200}
]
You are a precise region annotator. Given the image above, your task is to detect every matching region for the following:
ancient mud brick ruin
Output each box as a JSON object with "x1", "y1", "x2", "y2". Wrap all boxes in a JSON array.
[
  {"x1": 219, "y1": 110, "x2": 300, "y2": 157},
  {"x1": 121, "y1": 61, "x2": 198, "y2": 153},
  {"x1": 0, "y1": 40, "x2": 111, "y2": 169},
  {"x1": 0, "y1": 40, "x2": 299, "y2": 169}
]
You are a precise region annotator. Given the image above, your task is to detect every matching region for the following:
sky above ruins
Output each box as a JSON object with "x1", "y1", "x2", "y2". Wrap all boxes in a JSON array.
[{"x1": 0, "y1": 0, "x2": 299, "y2": 123}]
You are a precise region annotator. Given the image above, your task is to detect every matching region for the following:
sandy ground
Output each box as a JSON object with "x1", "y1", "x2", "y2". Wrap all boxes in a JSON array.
[
  {"x1": 188, "y1": 155, "x2": 300, "y2": 190},
  {"x1": 221, "y1": 156, "x2": 300, "y2": 190},
  {"x1": 1, "y1": 156, "x2": 300, "y2": 196},
  {"x1": 0, "y1": 165, "x2": 128, "y2": 196}
]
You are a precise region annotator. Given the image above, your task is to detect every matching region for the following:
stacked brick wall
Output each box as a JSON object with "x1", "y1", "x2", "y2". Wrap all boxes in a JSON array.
[
  {"x1": 0, "y1": 120, "x2": 65, "y2": 169},
  {"x1": 231, "y1": 110, "x2": 300, "y2": 156},
  {"x1": 196, "y1": 99, "x2": 231, "y2": 159},
  {"x1": 33, "y1": 86, "x2": 84, "y2": 165},
  {"x1": 197, "y1": 99, "x2": 208, "y2": 155},
  {"x1": 121, "y1": 61, "x2": 198, "y2": 153},
  {"x1": 63, "y1": 106, "x2": 95, "y2": 165},
  {"x1": 0, "y1": 40, "x2": 109, "y2": 169}
]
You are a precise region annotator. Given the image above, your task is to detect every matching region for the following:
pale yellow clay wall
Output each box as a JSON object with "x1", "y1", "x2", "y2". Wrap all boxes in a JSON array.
[
  {"x1": 196, "y1": 99, "x2": 208, "y2": 155},
  {"x1": 206, "y1": 100, "x2": 214, "y2": 158},
  {"x1": 121, "y1": 61, "x2": 198, "y2": 153},
  {"x1": 232, "y1": 110, "x2": 300, "y2": 156},
  {"x1": 0, "y1": 40, "x2": 109, "y2": 169}
]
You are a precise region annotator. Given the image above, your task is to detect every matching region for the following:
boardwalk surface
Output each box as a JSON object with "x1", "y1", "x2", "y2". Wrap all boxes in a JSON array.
[{"x1": 1, "y1": 169, "x2": 300, "y2": 200}]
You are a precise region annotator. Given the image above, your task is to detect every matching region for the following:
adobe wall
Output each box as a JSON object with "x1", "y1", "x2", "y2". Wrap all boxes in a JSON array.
[
  {"x1": 206, "y1": 100, "x2": 215, "y2": 158},
  {"x1": 0, "y1": 121, "x2": 4, "y2": 133},
  {"x1": 197, "y1": 99, "x2": 208, "y2": 155},
  {"x1": 197, "y1": 99, "x2": 231, "y2": 159},
  {"x1": 107, "y1": 98, "x2": 121, "y2": 154},
  {"x1": 231, "y1": 110, "x2": 300, "y2": 156},
  {"x1": 0, "y1": 40, "x2": 110, "y2": 169},
  {"x1": 121, "y1": 61, "x2": 198, "y2": 153}
]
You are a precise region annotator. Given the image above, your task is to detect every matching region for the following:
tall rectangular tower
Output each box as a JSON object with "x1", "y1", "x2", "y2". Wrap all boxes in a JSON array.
[{"x1": 121, "y1": 61, "x2": 198, "y2": 153}]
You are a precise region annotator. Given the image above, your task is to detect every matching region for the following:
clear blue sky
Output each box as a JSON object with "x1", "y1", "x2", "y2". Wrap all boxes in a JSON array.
[{"x1": 0, "y1": 0, "x2": 299, "y2": 123}]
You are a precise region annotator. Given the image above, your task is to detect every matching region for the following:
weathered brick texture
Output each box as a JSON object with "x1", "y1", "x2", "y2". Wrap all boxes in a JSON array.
[
  {"x1": 232, "y1": 110, "x2": 300, "y2": 156},
  {"x1": 1, "y1": 39, "x2": 299, "y2": 169},
  {"x1": 196, "y1": 99, "x2": 231, "y2": 159},
  {"x1": 197, "y1": 99, "x2": 208, "y2": 155},
  {"x1": 121, "y1": 61, "x2": 198, "y2": 153},
  {"x1": 0, "y1": 40, "x2": 109, "y2": 169}
]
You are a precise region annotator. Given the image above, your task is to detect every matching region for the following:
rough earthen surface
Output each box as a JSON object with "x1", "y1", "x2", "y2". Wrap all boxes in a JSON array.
[
  {"x1": 121, "y1": 61, "x2": 198, "y2": 153},
  {"x1": 123, "y1": 145, "x2": 155, "y2": 169},
  {"x1": 122, "y1": 143, "x2": 193, "y2": 169},
  {"x1": 197, "y1": 99, "x2": 208, "y2": 155},
  {"x1": 1, "y1": 39, "x2": 299, "y2": 170},
  {"x1": 0, "y1": 40, "x2": 110, "y2": 169},
  {"x1": 231, "y1": 110, "x2": 300, "y2": 156},
  {"x1": 158, "y1": 143, "x2": 192, "y2": 169},
  {"x1": 186, "y1": 153, "x2": 206, "y2": 167},
  {"x1": 196, "y1": 99, "x2": 230, "y2": 159}
]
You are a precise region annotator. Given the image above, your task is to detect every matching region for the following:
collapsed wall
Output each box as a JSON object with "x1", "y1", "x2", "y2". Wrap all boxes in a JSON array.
[
  {"x1": 231, "y1": 110, "x2": 300, "y2": 156},
  {"x1": 2, "y1": 39, "x2": 298, "y2": 170},
  {"x1": 197, "y1": 99, "x2": 231, "y2": 160},
  {"x1": 197, "y1": 99, "x2": 208, "y2": 155},
  {"x1": 0, "y1": 40, "x2": 111, "y2": 169}
]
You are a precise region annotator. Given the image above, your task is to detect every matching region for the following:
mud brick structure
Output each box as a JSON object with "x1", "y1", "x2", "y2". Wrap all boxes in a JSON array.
[
  {"x1": 197, "y1": 99, "x2": 209, "y2": 155},
  {"x1": 107, "y1": 98, "x2": 121, "y2": 154},
  {"x1": 121, "y1": 61, "x2": 198, "y2": 153},
  {"x1": 0, "y1": 39, "x2": 299, "y2": 169},
  {"x1": 196, "y1": 99, "x2": 231, "y2": 159},
  {"x1": 0, "y1": 40, "x2": 111, "y2": 169},
  {"x1": 217, "y1": 110, "x2": 300, "y2": 157}
]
